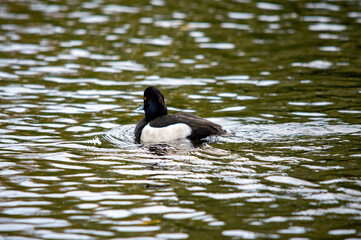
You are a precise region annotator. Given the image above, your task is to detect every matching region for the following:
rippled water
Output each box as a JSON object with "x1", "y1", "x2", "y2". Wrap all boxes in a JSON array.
[{"x1": 1, "y1": 0, "x2": 361, "y2": 239}]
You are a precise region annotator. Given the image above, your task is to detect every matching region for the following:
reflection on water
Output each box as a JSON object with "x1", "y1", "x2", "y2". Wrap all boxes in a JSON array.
[{"x1": 1, "y1": 0, "x2": 361, "y2": 239}]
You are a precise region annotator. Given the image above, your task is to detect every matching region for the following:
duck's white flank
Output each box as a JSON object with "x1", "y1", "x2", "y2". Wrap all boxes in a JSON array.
[{"x1": 140, "y1": 123, "x2": 192, "y2": 142}]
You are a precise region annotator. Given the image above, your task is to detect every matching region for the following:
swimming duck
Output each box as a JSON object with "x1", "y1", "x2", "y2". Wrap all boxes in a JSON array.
[{"x1": 135, "y1": 86, "x2": 229, "y2": 143}]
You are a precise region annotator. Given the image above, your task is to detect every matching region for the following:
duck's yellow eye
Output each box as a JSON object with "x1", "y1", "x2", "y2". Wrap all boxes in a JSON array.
[{"x1": 144, "y1": 97, "x2": 146, "y2": 100}]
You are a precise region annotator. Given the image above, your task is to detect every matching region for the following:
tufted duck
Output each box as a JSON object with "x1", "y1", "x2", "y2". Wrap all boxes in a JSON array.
[{"x1": 135, "y1": 86, "x2": 229, "y2": 143}]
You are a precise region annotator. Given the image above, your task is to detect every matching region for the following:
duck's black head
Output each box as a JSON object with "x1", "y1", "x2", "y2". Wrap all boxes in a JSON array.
[{"x1": 143, "y1": 86, "x2": 168, "y2": 122}]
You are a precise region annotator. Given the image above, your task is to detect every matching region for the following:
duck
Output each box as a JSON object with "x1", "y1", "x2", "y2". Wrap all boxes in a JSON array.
[{"x1": 135, "y1": 86, "x2": 229, "y2": 143}]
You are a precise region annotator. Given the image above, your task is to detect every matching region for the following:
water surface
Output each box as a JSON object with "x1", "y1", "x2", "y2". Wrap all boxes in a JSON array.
[{"x1": 0, "y1": 0, "x2": 361, "y2": 239}]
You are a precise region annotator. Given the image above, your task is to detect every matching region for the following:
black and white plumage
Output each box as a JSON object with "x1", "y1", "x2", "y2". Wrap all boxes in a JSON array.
[{"x1": 135, "y1": 86, "x2": 229, "y2": 143}]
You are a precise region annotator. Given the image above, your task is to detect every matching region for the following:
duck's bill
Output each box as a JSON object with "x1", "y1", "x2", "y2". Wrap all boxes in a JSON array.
[{"x1": 135, "y1": 105, "x2": 144, "y2": 112}]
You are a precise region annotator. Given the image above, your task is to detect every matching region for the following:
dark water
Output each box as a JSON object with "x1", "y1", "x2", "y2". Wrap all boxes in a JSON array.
[{"x1": 1, "y1": 0, "x2": 361, "y2": 239}]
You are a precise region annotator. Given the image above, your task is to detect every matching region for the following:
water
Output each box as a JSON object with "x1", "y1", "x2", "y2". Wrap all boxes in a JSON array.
[{"x1": 0, "y1": 0, "x2": 361, "y2": 239}]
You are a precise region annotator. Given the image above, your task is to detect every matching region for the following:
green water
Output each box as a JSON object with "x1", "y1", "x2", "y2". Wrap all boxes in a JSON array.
[{"x1": 0, "y1": 0, "x2": 360, "y2": 239}]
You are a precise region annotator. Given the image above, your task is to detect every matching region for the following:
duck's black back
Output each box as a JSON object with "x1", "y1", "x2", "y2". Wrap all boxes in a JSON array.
[{"x1": 148, "y1": 112, "x2": 227, "y2": 140}]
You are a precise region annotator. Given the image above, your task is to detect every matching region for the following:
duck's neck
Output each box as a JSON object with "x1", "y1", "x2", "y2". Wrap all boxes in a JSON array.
[{"x1": 145, "y1": 105, "x2": 168, "y2": 122}]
